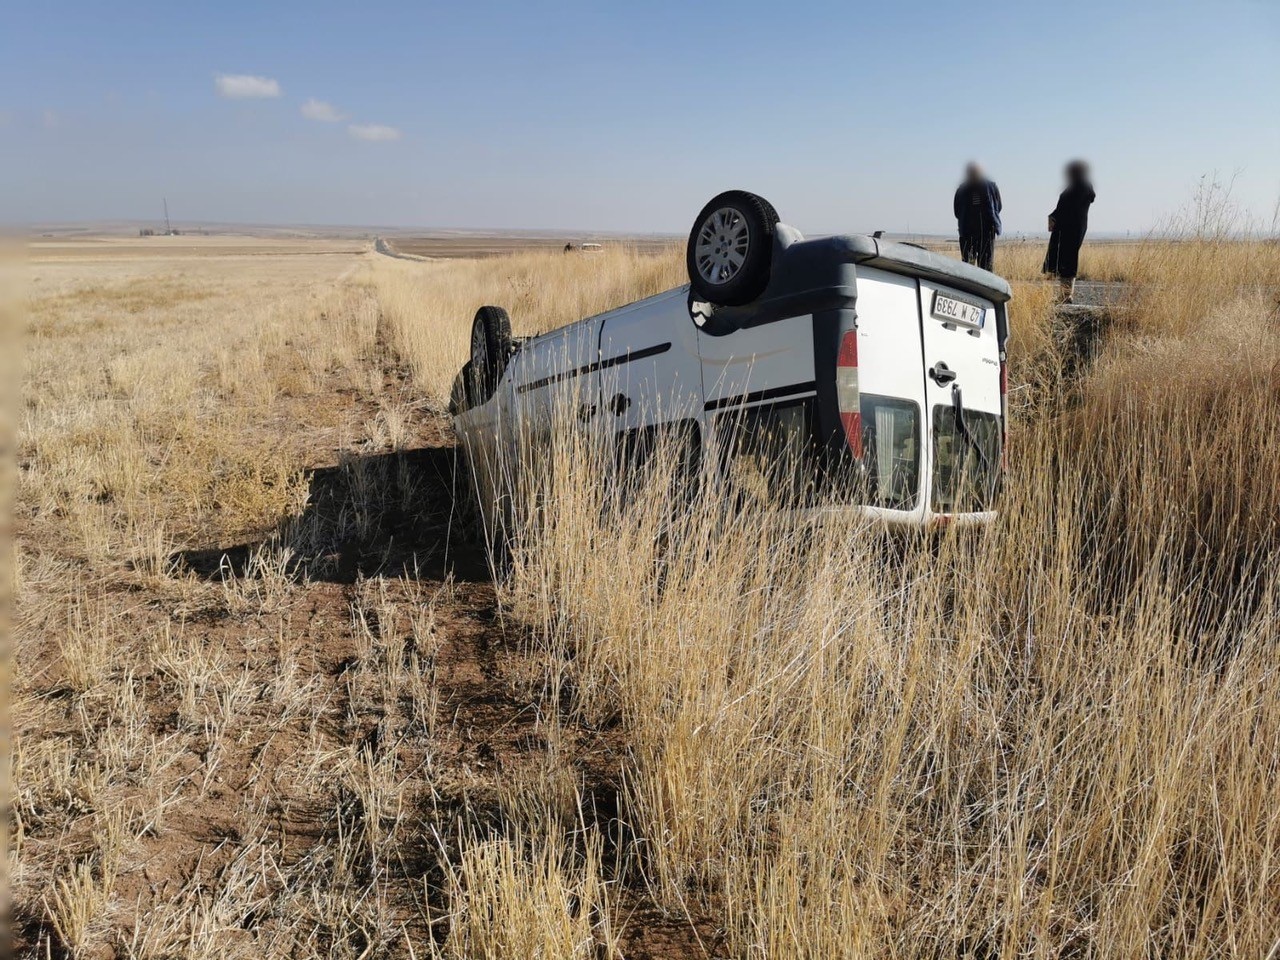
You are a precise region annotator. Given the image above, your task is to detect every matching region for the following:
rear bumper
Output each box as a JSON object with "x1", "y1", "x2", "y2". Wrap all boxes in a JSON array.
[
  {"x1": 927, "y1": 510, "x2": 997, "y2": 530},
  {"x1": 802, "y1": 504, "x2": 997, "y2": 531}
]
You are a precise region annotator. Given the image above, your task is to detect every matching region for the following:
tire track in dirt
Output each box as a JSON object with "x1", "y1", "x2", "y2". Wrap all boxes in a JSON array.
[{"x1": 165, "y1": 346, "x2": 716, "y2": 954}]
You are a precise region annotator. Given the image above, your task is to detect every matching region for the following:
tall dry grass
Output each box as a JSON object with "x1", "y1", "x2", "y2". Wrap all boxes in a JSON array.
[
  {"x1": 13, "y1": 243, "x2": 419, "y2": 959},
  {"x1": 492, "y1": 403, "x2": 1280, "y2": 955},
  {"x1": 16, "y1": 213, "x2": 1280, "y2": 958},
  {"x1": 20, "y1": 255, "x2": 381, "y2": 567},
  {"x1": 372, "y1": 245, "x2": 684, "y2": 401},
  {"x1": 377, "y1": 203, "x2": 1280, "y2": 956},
  {"x1": 15, "y1": 239, "x2": 643, "y2": 960},
  {"x1": 995, "y1": 240, "x2": 1149, "y2": 284}
]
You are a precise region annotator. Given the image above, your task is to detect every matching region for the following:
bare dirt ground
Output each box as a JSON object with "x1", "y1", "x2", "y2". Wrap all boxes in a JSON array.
[{"x1": 13, "y1": 236, "x2": 709, "y2": 958}]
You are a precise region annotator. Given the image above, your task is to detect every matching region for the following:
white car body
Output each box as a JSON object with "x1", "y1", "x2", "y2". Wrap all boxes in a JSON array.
[{"x1": 453, "y1": 228, "x2": 1011, "y2": 530}]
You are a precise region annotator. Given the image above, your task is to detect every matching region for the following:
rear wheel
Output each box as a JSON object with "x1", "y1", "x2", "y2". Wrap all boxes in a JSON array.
[
  {"x1": 469, "y1": 305, "x2": 512, "y2": 402},
  {"x1": 686, "y1": 190, "x2": 779, "y2": 306}
]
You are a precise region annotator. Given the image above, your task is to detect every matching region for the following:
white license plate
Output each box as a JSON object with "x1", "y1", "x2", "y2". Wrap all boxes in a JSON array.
[{"x1": 932, "y1": 292, "x2": 985, "y2": 328}]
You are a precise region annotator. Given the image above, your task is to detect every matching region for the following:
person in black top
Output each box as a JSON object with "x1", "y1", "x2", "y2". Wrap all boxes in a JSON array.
[
  {"x1": 953, "y1": 162, "x2": 1003, "y2": 272},
  {"x1": 1043, "y1": 160, "x2": 1096, "y2": 303}
]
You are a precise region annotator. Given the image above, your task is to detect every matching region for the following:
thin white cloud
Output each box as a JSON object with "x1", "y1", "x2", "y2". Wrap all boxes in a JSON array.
[
  {"x1": 348, "y1": 123, "x2": 401, "y2": 142},
  {"x1": 301, "y1": 98, "x2": 347, "y2": 122},
  {"x1": 215, "y1": 74, "x2": 281, "y2": 99}
]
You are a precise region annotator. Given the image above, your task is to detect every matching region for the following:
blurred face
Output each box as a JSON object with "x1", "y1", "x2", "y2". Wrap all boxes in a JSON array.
[{"x1": 965, "y1": 163, "x2": 983, "y2": 183}]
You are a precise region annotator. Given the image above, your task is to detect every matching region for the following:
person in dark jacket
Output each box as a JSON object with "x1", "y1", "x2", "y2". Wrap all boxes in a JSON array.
[
  {"x1": 953, "y1": 162, "x2": 1003, "y2": 272},
  {"x1": 1043, "y1": 160, "x2": 1096, "y2": 303}
]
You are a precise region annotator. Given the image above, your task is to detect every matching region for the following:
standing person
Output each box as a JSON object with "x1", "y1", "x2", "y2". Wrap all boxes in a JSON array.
[
  {"x1": 953, "y1": 162, "x2": 1003, "y2": 272},
  {"x1": 1043, "y1": 160, "x2": 1096, "y2": 303}
]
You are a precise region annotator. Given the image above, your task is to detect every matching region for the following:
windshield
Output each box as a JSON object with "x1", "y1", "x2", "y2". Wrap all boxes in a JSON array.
[{"x1": 931, "y1": 406, "x2": 1001, "y2": 513}]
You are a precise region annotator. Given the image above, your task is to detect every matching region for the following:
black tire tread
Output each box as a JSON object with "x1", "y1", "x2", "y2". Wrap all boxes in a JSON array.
[
  {"x1": 686, "y1": 190, "x2": 779, "y2": 306},
  {"x1": 470, "y1": 305, "x2": 513, "y2": 402}
]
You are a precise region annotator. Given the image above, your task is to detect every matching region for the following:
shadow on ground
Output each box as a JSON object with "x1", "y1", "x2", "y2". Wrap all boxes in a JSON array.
[{"x1": 173, "y1": 441, "x2": 491, "y2": 585}]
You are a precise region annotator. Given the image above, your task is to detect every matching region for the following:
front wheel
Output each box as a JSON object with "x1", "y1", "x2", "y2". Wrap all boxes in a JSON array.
[
  {"x1": 468, "y1": 305, "x2": 512, "y2": 403},
  {"x1": 686, "y1": 190, "x2": 779, "y2": 306}
]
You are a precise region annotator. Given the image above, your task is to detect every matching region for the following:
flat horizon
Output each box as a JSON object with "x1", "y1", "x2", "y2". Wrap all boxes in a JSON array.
[{"x1": 23, "y1": 218, "x2": 1212, "y2": 244}]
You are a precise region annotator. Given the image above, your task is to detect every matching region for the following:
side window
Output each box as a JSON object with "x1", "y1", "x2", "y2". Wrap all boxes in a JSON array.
[
  {"x1": 614, "y1": 419, "x2": 701, "y2": 503},
  {"x1": 860, "y1": 396, "x2": 921, "y2": 510},
  {"x1": 715, "y1": 399, "x2": 821, "y2": 506}
]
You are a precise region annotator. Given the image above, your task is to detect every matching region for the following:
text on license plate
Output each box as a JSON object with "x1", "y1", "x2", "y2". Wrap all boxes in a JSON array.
[{"x1": 932, "y1": 292, "x2": 986, "y2": 328}]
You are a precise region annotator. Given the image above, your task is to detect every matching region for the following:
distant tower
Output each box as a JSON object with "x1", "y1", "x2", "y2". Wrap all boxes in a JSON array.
[{"x1": 163, "y1": 198, "x2": 172, "y2": 235}]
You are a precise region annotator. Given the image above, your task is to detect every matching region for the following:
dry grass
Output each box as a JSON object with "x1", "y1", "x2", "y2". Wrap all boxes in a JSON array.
[
  {"x1": 12, "y1": 236, "x2": 653, "y2": 960},
  {"x1": 13, "y1": 210, "x2": 1280, "y2": 959},
  {"x1": 420, "y1": 202, "x2": 1280, "y2": 957},
  {"x1": 993, "y1": 239, "x2": 1148, "y2": 284},
  {"x1": 14, "y1": 239, "x2": 415, "y2": 958},
  {"x1": 373, "y1": 245, "x2": 684, "y2": 401}
]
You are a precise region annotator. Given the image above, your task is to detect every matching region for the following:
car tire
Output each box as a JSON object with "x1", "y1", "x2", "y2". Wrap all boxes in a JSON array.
[
  {"x1": 686, "y1": 190, "x2": 779, "y2": 306},
  {"x1": 469, "y1": 305, "x2": 512, "y2": 402}
]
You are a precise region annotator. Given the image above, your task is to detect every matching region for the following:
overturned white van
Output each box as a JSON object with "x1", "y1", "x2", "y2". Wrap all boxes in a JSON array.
[{"x1": 451, "y1": 191, "x2": 1011, "y2": 529}]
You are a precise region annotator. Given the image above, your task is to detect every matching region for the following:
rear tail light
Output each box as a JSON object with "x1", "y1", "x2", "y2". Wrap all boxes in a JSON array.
[
  {"x1": 837, "y1": 330, "x2": 862, "y2": 458},
  {"x1": 999, "y1": 358, "x2": 1009, "y2": 472}
]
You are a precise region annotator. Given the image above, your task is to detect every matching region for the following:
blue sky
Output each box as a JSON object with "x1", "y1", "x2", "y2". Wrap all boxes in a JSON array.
[{"x1": 3, "y1": 0, "x2": 1278, "y2": 234}]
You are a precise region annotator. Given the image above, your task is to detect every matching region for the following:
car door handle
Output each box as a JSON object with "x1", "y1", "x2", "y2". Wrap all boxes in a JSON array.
[
  {"x1": 608, "y1": 393, "x2": 631, "y2": 416},
  {"x1": 929, "y1": 362, "x2": 957, "y2": 386}
]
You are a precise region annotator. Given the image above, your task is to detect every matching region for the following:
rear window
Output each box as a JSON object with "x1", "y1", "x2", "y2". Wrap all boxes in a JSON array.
[
  {"x1": 716, "y1": 395, "x2": 922, "y2": 511},
  {"x1": 717, "y1": 400, "x2": 821, "y2": 506},
  {"x1": 931, "y1": 406, "x2": 1001, "y2": 513}
]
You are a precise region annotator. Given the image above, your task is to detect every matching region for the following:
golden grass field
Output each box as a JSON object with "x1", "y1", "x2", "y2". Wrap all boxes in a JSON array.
[{"x1": 12, "y1": 201, "x2": 1280, "y2": 959}]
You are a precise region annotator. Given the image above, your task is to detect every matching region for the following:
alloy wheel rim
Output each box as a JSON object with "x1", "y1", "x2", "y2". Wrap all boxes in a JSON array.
[{"x1": 694, "y1": 207, "x2": 750, "y2": 285}]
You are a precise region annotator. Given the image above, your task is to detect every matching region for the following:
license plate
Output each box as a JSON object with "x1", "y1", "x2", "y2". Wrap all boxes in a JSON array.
[{"x1": 932, "y1": 292, "x2": 985, "y2": 329}]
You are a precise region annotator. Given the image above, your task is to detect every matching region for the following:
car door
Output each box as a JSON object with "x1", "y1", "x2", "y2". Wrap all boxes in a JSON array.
[
  {"x1": 848, "y1": 267, "x2": 929, "y2": 520},
  {"x1": 596, "y1": 288, "x2": 704, "y2": 437},
  {"x1": 917, "y1": 279, "x2": 1002, "y2": 515},
  {"x1": 696, "y1": 313, "x2": 817, "y2": 412},
  {"x1": 505, "y1": 316, "x2": 606, "y2": 476}
]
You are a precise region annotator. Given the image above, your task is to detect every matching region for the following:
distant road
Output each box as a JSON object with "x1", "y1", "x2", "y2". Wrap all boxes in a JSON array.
[
  {"x1": 374, "y1": 236, "x2": 428, "y2": 261},
  {"x1": 381, "y1": 233, "x2": 678, "y2": 260}
]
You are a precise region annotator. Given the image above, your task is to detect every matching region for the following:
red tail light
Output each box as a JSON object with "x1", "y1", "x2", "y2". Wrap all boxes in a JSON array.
[
  {"x1": 999, "y1": 358, "x2": 1009, "y2": 472},
  {"x1": 837, "y1": 330, "x2": 862, "y2": 458}
]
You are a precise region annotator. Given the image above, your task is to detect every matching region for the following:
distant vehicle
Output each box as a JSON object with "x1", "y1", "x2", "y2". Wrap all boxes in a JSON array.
[
  {"x1": 452, "y1": 191, "x2": 1011, "y2": 530},
  {"x1": 579, "y1": 242, "x2": 603, "y2": 251}
]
